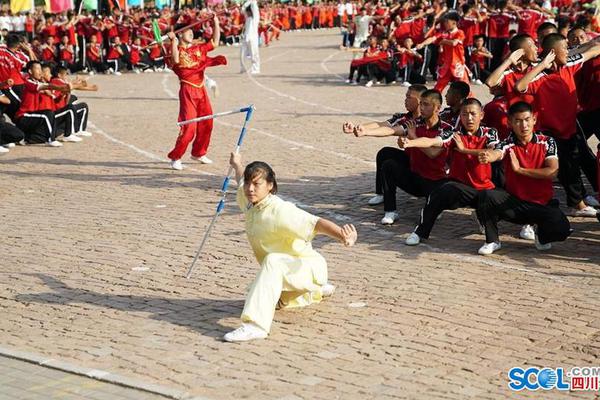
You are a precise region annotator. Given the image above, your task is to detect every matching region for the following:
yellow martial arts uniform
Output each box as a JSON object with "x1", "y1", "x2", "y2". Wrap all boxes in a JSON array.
[{"x1": 237, "y1": 181, "x2": 328, "y2": 333}]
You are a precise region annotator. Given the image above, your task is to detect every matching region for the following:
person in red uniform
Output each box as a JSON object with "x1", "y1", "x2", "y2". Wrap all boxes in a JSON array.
[
  {"x1": 86, "y1": 34, "x2": 108, "y2": 75},
  {"x1": 487, "y1": 0, "x2": 515, "y2": 69},
  {"x1": 399, "y1": 97, "x2": 499, "y2": 246},
  {"x1": 569, "y1": 26, "x2": 600, "y2": 203},
  {"x1": 58, "y1": 35, "x2": 76, "y2": 72},
  {"x1": 0, "y1": 34, "x2": 36, "y2": 121},
  {"x1": 15, "y1": 60, "x2": 69, "y2": 146},
  {"x1": 485, "y1": 33, "x2": 538, "y2": 106},
  {"x1": 515, "y1": 33, "x2": 600, "y2": 217},
  {"x1": 167, "y1": 15, "x2": 225, "y2": 171},
  {"x1": 416, "y1": 12, "x2": 470, "y2": 93},
  {"x1": 477, "y1": 101, "x2": 571, "y2": 254},
  {"x1": 40, "y1": 63, "x2": 79, "y2": 143}
]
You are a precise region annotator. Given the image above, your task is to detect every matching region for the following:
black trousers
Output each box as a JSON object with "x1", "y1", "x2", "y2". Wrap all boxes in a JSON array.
[
  {"x1": 55, "y1": 106, "x2": 76, "y2": 137},
  {"x1": 555, "y1": 135, "x2": 587, "y2": 207},
  {"x1": 348, "y1": 64, "x2": 367, "y2": 82},
  {"x1": 380, "y1": 148, "x2": 446, "y2": 212},
  {"x1": 1, "y1": 85, "x2": 24, "y2": 122},
  {"x1": 415, "y1": 181, "x2": 481, "y2": 239},
  {"x1": 576, "y1": 111, "x2": 600, "y2": 192},
  {"x1": 0, "y1": 121, "x2": 25, "y2": 145},
  {"x1": 478, "y1": 189, "x2": 571, "y2": 245},
  {"x1": 87, "y1": 60, "x2": 108, "y2": 73},
  {"x1": 73, "y1": 102, "x2": 89, "y2": 132},
  {"x1": 16, "y1": 110, "x2": 56, "y2": 144},
  {"x1": 490, "y1": 37, "x2": 508, "y2": 70},
  {"x1": 367, "y1": 64, "x2": 395, "y2": 83}
]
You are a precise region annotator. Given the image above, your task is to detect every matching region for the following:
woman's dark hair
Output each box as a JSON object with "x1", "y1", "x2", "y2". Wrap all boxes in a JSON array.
[{"x1": 244, "y1": 161, "x2": 278, "y2": 194}]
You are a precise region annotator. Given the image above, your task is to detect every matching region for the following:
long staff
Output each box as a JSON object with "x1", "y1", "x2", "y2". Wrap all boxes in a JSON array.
[{"x1": 186, "y1": 105, "x2": 255, "y2": 279}]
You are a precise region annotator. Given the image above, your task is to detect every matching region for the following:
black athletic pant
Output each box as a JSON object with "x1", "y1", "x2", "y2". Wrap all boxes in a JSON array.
[
  {"x1": 72, "y1": 102, "x2": 89, "y2": 132},
  {"x1": 87, "y1": 60, "x2": 108, "y2": 73},
  {"x1": 380, "y1": 148, "x2": 447, "y2": 212},
  {"x1": 367, "y1": 64, "x2": 395, "y2": 83},
  {"x1": 414, "y1": 181, "x2": 482, "y2": 239},
  {"x1": 16, "y1": 110, "x2": 56, "y2": 144},
  {"x1": 0, "y1": 121, "x2": 25, "y2": 145},
  {"x1": 478, "y1": 189, "x2": 571, "y2": 245},
  {"x1": 576, "y1": 111, "x2": 600, "y2": 192},
  {"x1": 55, "y1": 106, "x2": 76, "y2": 137},
  {"x1": 555, "y1": 135, "x2": 587, "y2": 207},
  {"x1": 1, "y1": 85, "x2": 24, "y2": 122}
]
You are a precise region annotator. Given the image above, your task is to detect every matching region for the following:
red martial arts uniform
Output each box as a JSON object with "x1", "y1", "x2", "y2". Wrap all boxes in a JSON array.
[{"x1": 167, "y1": 42, "x2": 227, "y2": 161}]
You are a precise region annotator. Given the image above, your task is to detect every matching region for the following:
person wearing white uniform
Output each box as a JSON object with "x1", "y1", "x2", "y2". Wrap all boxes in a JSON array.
[{"x1": 240, "y1": 0, "x2": 260, "y2": 74}]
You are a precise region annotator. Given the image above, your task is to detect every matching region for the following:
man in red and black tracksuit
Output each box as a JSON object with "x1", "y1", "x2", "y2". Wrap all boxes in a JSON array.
[
  {"x1": 342, "y1": 85, "x2": 429, "y2": 218},
  {"x1": 0, "y1": 34, "x2": 35, "y2": 121},
  {"x1": 487, "y1": 1, "x2": 515, "y2": 70},
  {"x1": 15, "y1": 61, "x2": 70, "y2": 146},
  {"x1": 477, "y1": 101, "x2": 571, "y2": 253},
  {"x1": 515, "y1": 33, "x2": 600, "y2": 216},
  {"x1": 399, "y1": 97, "x2": 499, "y2": 246},
  {"x1": 167, "y1": 15, "x2": 226, "y2": 171}
]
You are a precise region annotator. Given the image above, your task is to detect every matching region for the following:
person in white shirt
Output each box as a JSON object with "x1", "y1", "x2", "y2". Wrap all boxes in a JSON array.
[
  {"x1": 240, "y1": 0, "x2": 260, "y2": 74},
  {"x1": 353, "y1": 7, "x2": 372, "y2": 48},
  {"x1": 11, "y1": 14, "x2": 26, "y2": 34},
  {"x1": 336, "y1": 1, "x2": 345, "y2": 27},
  {"x1": 0, "y1": 12, "x2": 11, "y2": 32}
]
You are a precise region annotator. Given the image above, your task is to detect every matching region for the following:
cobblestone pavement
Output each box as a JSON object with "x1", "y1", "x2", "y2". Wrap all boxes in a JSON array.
[
  {"x1": 1, "y1": 30, "x2": 599, "y2": 400},
  {"x1": 0, "y1": 355, "x2": 170, "y2": 400}
]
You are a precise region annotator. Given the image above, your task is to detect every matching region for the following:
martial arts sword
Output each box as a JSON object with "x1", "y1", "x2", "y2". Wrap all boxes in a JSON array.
[{"x1": 186, "y1": 105, "x2": 255, "y2": 279}]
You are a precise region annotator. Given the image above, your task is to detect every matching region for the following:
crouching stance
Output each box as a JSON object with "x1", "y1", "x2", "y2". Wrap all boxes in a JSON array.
[{"x1": 225, "y1": 153, "x2": 358, "y2": 342}]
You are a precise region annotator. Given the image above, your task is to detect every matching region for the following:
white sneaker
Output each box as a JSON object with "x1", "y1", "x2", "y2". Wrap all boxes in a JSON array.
[
  {"x1": 88, "y1": 70, "x2": 95, "y2": 76},
  {"x1": 113, "y1": 71, "x2": 122, "y2": 76},
  {"x1": 321, "y1": 283, "x2": 335, "y2": 297},
  {"x1": 570, "y1": 206, "x2": 597, "y2": 217},
  {"x1": 191, "y1": 155, "x2": 213, "y2": 164},
  {"x1": 170, "y1": 159, "x2": 183, "y2": 170},
  {"x1": 474, "y1": 79, "x2": 483, "y2": 85},
  {"x1": 402, "y1": 81, "x2": 411, "y2": 87},
  {"x1": 46, "y1": 140, "x2": 63, "y2": 147},
  {"x1": 534, "y1": 234, "x2": 552, "y2": 251},
  {"x1": 367, "y1": 194, "x2": 384, "y2": 205},
  {"x1": 76, "y1": 130, "x2": 93, "y2": 137},
  {"x1": 350, "y1": 81, "x2": 358, "y2": 85},
  {"x1": 519, "y1": 224, "x2": 535, "y2": 241},
  {"x1": 4, "y1": 143, "x2": 16, "y2": 148},
  {"x1": 405, "y1": 232, "x2": 421, "y2": 246},
  {"x1": 61, "y1": 135, "x2": 83, "y2": 143},
  {"x1": 144, "y1": 68, "x2": 153, "y2": 73},
  {"x1": 0, "y1": 146, "x2": 9, "y2": 153},
  {"x1": 134, "y1": 68, "x2": 141, "y2": 74},
  {"x1": 478, "y1": 242, "x2": 501, "y2": 255},
  {"x1": 375, "y1": 81, "x2": 382, "y2": 85},
  {"x1": 381, "y1": 211, "x2": 399, "y2": 225},
  {"x1": 584, "y1": 195, "x2": 600, "y2": 207},
  {"x1": 365, "y1": 80, "x2": 374, "y2": 87},
  {"x1": 345, "y1": 78, "x2": 351, "y2": 84},
  {"x1": 17, "y1": 139, "x2": 26, "y2": 146},
  {"x1": 223, "y1": 323, "x2": 268, "y2": 342}
]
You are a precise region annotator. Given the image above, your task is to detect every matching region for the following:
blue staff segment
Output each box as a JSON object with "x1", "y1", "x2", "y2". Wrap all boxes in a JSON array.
[{"x1": 186, "y1": 105, "x2": 256, "y2": 279}]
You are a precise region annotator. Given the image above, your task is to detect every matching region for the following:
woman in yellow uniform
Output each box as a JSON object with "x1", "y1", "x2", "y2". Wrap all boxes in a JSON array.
[{"x1": 225, "y1": 153, "x2": 358, "y2": 342}]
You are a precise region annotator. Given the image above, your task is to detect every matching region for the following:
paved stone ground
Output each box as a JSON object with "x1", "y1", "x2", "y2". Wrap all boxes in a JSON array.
[
  {"x1": 1, "y1": 29, "x2": 599, "y2": 400},
  {"x1": 0, "y1": 356, "x2": 169, "y2": 400}
]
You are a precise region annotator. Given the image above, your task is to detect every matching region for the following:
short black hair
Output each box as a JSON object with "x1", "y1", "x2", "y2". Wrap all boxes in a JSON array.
[
  {"x1": 6, "y1": 33, "x2": 21, "y2": 49},
  {"x1": 444, "y1": 11, "x2": 460, "y2": 23},
  {"x1": 421, "y1": 89, "x2": 443, "y2": 105},
  {"x1": 537, "y1": 21, "x2": 557, "y2": 35},
  {"x1": 474, "y1": 34, "x2": 486, "y2": 41},
  {"x1": 449, "y1": 81, "x2": 471, "y2": 99},
  {"x1": 509, "y1": 33, "x2": 533, "y2": 52},
  {"x1": 408, "y1": 84, "x2": 427, "y2": 96},
  {"x1": 542, "y1": 33, "x2": 566, "y2": 52},
  {"x1": 461, "y1": 98, "x2": 483, "y2": 110},
  {"x1": 26, "y1": 60, "x2": 41, "y2": 71},
  {"x1": 508, "y1": 101, "x2": 533, "y2": 116}
]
